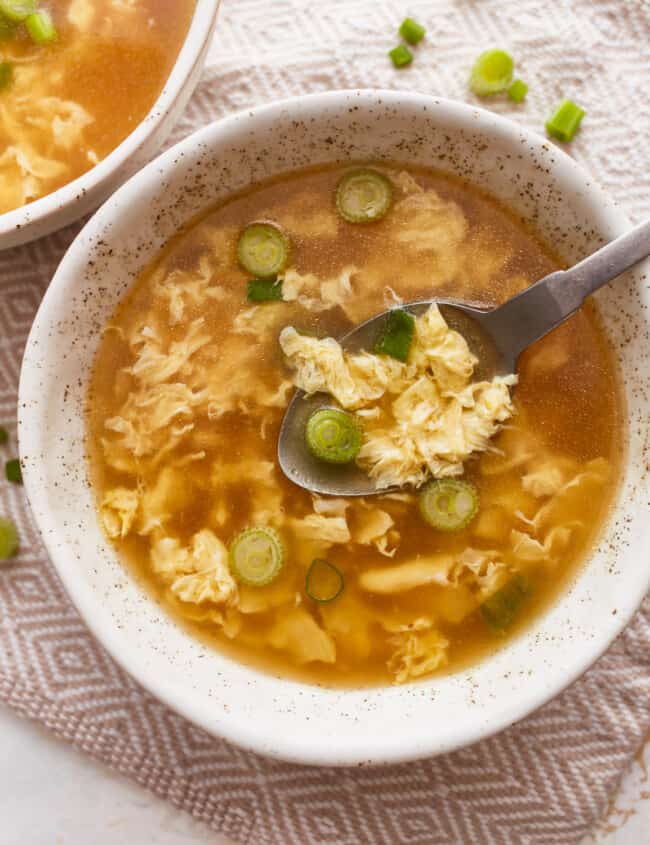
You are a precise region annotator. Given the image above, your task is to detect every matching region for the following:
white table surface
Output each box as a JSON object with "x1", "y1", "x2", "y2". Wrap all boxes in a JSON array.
[
  {"x1": 2, "y1": 7, "x2": 648, "y2": 844},
  {"x1": 0, "y1": 702, "x2": 647, "y2": 845}
]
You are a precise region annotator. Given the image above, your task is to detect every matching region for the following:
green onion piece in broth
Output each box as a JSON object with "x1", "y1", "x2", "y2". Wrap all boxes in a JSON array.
[
  {"x1": 419, "y1": 479, "x2": 479, "y2": 531},
  {"x1": 0, "y1": 16, "x2": 17, "y2": 39},
  {"x1": 25, "y1": 9, "x2": 57, "y2": 43},
  {"x1": 0, "y1": 62, "x2": 11, "y2": 90},
  {"x1": 237, "y1": 222, "x2": 289, "y2": 279},
  {"x1": 229, "y1": 527, "x2": 284, "y2": 587},
  {"x1": 306, "y1": 558, "x2": 344, "y2": 603},
  {"x1": 336, "y1": 168, "x2": 393, "y2": 223},
  {"x1": 247, "y1": 277, "x2": 283, "y2": 301},
  {"x1": 480, "y1": 574, "x2": 530, "y2": 633},
  {"x1": 0, "y1": 0, "x2": 36, "y2": 22}
]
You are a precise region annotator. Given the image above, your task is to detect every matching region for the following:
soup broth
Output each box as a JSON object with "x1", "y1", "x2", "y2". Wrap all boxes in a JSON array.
[
  {"x1": 87, "y1": 163, "x2": 623, "y2": 687},
  {"x1": 0, "y1": 0, "x2": 195, "y2": 214}
]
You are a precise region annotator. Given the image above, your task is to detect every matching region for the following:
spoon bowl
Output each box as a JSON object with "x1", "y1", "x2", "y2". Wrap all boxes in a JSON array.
[
  {"x1": 277, "y1": 299, "x2": 505, "y2": 496},
  {"x1": 279, "y1": 218, "x2": 650, "y2": 497}
]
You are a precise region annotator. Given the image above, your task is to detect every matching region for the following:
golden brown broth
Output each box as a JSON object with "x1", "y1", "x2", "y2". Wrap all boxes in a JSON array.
[
  {"x1": 0, "y1": 0, "x2": 194, "y2": 213},
  {"x1": 87, "y1": 163, "x2": 624, "y2": 687}
]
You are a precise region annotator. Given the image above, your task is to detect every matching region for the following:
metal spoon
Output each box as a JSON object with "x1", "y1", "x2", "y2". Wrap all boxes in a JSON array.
[{"x1": 278, "y1": 219, "x2": 650, "y2": 497}]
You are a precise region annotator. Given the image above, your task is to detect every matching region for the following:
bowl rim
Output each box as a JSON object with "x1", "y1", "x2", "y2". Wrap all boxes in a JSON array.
[
  {"x1": 0, "y1": 0, "x2": 221, "y2": 245},
  {"x1": 18, "y1": 89, "x2": 650, "y2": 766}
]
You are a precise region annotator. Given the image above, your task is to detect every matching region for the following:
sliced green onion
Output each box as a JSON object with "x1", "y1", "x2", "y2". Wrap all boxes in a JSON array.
[
  {"x1": 25, "y1": 9, "x2": 57, "y2": 44},
  {"x1": 0, "y1": 426, "x2": 8, "y2": 444},
  {"x1": 229, "y1": 527, "x2": 284, "y2": 587},
  {"x1": 305, "y1": 408, "x2": 362, "y2": 464},
  {"x1": 5, "y1": 458, "x2": 22, "y2": 484},
  {"x1": 480, "y1": 573, "x2": 529, "y2": 633},
  {"x1": 399, "y1": 17, "x2": 425, "y2": 45},
  {"x1": 237, "y1": 222, "x2": 289, "y2": 279},
  {"x1": 507, "y1": 79, "x2": 528, "y2": 103},
  {"x1": 388, "y1": 44, "x2": 413, "y2": 69},
  {"x1": 246, "y1": 277, "x2": 283, "y2": 302},
  {"x1": 0, "y1": 0, "x2": 36, "y2": 22},
  {"x1": 305, "y1": 558, "x2": 344, "y2": 603},
  {"x1": 336, "y1": 168, "x2": 393, "y2": 224},
  {"x1": 419, "y1": 479, "x2": 479, "y2": 532},
  {"x1": 545, "y1": 99, "x2": 585, "y2": 143},
  {"x1": 0, "y1": 62, "x2": 10, "y2": 91},
  {"x1": 0, "y1": 516, "x2": 18, "y2": 560},
  {"x1": 469, "y1": 49, "x2": 514, "y2": 96},
  {"x1": 0, "y1": 15, "x2": 17, "y2": 39},
  {"x1": 374, "y1": 309, "x2": 415, "y2": 362}
]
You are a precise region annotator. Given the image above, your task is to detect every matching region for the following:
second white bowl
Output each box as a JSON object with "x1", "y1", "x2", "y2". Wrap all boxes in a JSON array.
[{"x1": 0, "y1": 0, "x2": 220, "y2": 250}]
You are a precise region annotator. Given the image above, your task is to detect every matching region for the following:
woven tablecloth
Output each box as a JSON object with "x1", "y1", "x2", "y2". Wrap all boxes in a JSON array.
[{"x1": 1, "y1": 1, "x2": 649, "y2": 843}]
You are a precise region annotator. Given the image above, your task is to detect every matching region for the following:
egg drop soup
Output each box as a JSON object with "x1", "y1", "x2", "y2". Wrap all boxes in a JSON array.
[
  {"x1": 0, "y1": 0, "x2": 194, "y2": 214},
  {"x1": 87, "y1": 163, "x2": 623, "y2": 687}
]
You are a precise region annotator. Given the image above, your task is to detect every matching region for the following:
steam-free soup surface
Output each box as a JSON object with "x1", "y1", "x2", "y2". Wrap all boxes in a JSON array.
[
  {"x1": 0, "y1": 0, "x2": 194, "y2": 214},
  {"x1": 87, "y1": 164, "x2": 622, "y2": 687}
]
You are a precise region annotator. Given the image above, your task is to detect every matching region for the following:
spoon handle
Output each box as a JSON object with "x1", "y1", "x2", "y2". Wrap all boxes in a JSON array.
[{"x1": 483, "y1": 218, "x2": 650, "y2": 363}]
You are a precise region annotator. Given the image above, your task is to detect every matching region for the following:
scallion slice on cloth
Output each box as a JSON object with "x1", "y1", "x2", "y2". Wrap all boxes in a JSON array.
[
  {"x1": 374, "y1": 308, "x2": 415, "y2": 362},
  {"x1": 419, "y1": 479, "x2": 479, "y2": 531},
  {"x1": 305, "y1": 408, "x2": 362, "y2": 464},
  {"x1": 0, "y1": 517, "x2": 19, "y2": 560},
  {"x1": 0, "y1": 426, "x2": 8, "y2": 444},
  {"x1": 336, "y1": 168, "x2": 393, "y2": 223},
  {"x1": 237, "y1": 222, "x2": 289, "y2": 279},
  {"x1": 399, "y1": 17, "x2": 425, "y2": 45},
  {"x1": 507, "y1": 79, "x2": 528, "y2": 103},
  {"x1": 305, "y1": 558, "x2": 344, "y2": 603},
  {"x1": 5, "y1": 458, "x2": 22, "y2": 484},
  {"x1": 388, "y1": 44, "x2": 413, "y2": 69},
  {"x1": 469, "y1": 49, "x2": 514, "y2": 96},
  {"x1": 545, "y1": 99, "x2": 585, "y2": 142},
  {"x1": 229, "y1": 527, "x2": 284, "y2": 587}
]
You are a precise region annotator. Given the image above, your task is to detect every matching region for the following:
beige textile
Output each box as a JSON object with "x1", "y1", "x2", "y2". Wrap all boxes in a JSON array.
[{"x1": 1, "y1": 1, "x2": 649, "y2": 843}]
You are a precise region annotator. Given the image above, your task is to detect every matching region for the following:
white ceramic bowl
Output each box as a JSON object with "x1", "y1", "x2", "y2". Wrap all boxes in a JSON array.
[
  {"x1": 0, "y1": 0, "x2": 221, "y2": 250},
  {"x1": 18, "y1": 91, "x2": 650, "y2": 766}
]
